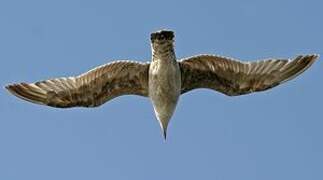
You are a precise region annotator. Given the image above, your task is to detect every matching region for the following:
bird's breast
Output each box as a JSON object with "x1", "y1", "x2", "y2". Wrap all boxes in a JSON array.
[{"x1": 148, "y1": 59, "x2": 181, "y2": 124}]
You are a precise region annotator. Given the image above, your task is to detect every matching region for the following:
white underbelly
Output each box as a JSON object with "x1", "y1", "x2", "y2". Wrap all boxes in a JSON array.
[{"x1": 148, "y1": 61, "x2": 181, "y2": 125}]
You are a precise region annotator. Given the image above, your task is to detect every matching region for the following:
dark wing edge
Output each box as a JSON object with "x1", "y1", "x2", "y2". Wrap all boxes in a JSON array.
[
  {"x1": 179, "y1": 54, "x2": 318, "y2": 96},
  {"x1": 5, "y1": 61, "x2": 149, "y2": 108}
]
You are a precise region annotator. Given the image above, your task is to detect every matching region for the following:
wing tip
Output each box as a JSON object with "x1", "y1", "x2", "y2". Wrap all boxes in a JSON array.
[
  {"x1": 302, "y1": 54, "x2": 319, "y2": 66},
  {"x1": 5, "y1": 83, "x2": 25, "y2": 102},
  {"x1": 311, "y1": 54, "x2": 320, "y2": 60},
  {"x1": 4, "y1": 83, "x2": 16, "y2": 95},
  {"x1": 298, "y1": 54, "x2": 320, "y2": 60},
  {"x1": 5, "y1": 82, "x2": 47, "y2": 106},
  {"x1": 5, "y1": 83, "x2": 23, "y2": 97}
]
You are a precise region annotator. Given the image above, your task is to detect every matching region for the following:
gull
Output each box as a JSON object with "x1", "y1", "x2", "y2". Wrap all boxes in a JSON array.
[{"x1": 6, "y1": 30, "x2": 319, "y2": 139}]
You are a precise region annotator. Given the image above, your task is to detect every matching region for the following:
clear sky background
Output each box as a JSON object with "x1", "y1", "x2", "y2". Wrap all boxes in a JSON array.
[{"x1": 0, "y1": 0, "x2": 322, "y2": 179}]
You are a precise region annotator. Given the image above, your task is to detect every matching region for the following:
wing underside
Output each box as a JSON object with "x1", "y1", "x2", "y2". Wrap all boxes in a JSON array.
[
  {"x1": 6, "y1": 61, "x2": 150, "y2": 108},
  {"x1": 179, "y1": 54, "x2": 318, "y2": 96}
]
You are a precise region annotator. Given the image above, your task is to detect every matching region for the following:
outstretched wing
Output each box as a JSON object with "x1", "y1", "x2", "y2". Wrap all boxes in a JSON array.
[
  {"x1": 179, "y1": 54, "x2": 318, "y2": 96},
  {"x1": 6, "y1": 61, "x2": 149, "y2": 108}
]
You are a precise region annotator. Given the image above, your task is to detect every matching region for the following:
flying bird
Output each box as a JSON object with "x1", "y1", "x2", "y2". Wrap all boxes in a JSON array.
[{"x1": 6, "y1": 30, "x2": 319, "y2": 139}]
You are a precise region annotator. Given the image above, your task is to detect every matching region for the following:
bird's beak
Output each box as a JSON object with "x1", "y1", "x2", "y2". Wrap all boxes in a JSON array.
[
  {"x1": 158, "y1": 120, "x2": 169, "y2": 141},
  {"x1": 153, "y1": 108, "x2": 172, "y2": 141},
  {"x1": 162, "y1": 127, "x2": 167, "y2": 140}
]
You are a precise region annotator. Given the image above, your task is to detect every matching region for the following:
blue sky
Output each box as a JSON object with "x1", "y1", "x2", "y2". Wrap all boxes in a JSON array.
[{"x1": 0, "y1": 0, "x2": 322, "y2": 179}]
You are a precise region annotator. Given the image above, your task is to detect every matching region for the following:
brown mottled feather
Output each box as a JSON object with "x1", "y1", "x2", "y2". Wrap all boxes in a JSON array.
[
  {"x1": 179, "y1": 54, "x2": 318, "y2": 96},
  {"x1": 6, "y1": 61, "x2": 149, "y2": 108}
]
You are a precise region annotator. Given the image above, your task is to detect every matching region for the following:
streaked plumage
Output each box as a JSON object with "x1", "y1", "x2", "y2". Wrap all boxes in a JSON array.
[
  {"x1": 180, "y1": 54, "x2": 317, "y2": 96},
  {"x1": 6, "y1": 30, "x2": 319, "y2": 139},
  {"x1": 7, "y1": 61, "x2": 149, "y2": 108}
]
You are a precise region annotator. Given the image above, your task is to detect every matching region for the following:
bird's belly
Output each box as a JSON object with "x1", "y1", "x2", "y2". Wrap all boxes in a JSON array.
[{"x1": 148, "y1": 62, "x2": 181, "y2": 123}]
